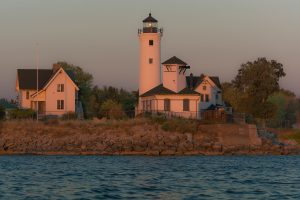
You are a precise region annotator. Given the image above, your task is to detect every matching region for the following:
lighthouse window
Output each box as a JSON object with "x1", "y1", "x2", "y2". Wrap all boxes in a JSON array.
[
  {"x1": 149, "y1": 40, "x2": 154, "y2": 46},
  {"x1": 149, "y1": 58, "x2": 153, "y2": 64}
]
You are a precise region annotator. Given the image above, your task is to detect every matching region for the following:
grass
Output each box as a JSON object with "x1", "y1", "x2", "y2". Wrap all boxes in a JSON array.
[{"x1": 280, "y1": 130, "x2": 300, "y2": 145}]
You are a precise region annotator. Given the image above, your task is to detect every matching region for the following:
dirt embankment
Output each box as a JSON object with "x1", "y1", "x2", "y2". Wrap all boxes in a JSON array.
[{"x1": 0, "y1": 119, "x2": 299, "y2": 155}]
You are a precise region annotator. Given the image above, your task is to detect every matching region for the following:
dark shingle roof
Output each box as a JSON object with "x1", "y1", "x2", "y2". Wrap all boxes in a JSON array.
[
  {"x1": 141, "y1": 84, "x2": 175, "y2": 97},
  {"x1": 17, "y1": 69, "x2": 54, "y2": 90},
  {"x1": 141, "y1": 84, "x2": 200, "y2": 97},
  {"x1": 162, "y1": 56, "x2": 187, "y2": 65},
  {"x1": 143, "y1": 13, "x2": 158, "y2": 23},
  {"x1": 17, "y1": 68, "x2": 77, "y2": 90},
  {"x1": 178, "y1": 87, "x2": 200, "y2": 95},
  {"x1": 186, "y1": 75, "x2": 221, "y2": 89},
  {"x1": 209, "y1": 76, "x2": 221, "y2": 88}
]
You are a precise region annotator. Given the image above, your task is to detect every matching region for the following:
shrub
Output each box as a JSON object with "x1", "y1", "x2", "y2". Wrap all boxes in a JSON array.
[
  {"x1": 0, "y1": 106, "x2": 5, "y2": 120},
  {"x1": 280, "y1": 130, "x2": 300, "y2": 145},
  {"x1": 8, "y1": 109, "x2": 35, "y2": 120},
  {"x1": 100, "y1": 99, "x2": 126, "y2": 120}
]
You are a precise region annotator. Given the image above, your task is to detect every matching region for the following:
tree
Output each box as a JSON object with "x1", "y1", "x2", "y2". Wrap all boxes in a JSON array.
[
  {"x1": 221, "y1": 82, "x2": 240, "y2": 111},
  {"x1": 232, "y1": 57, "x2": 286, "y2": 118},
  {"x1": 92, "y1": 86, "x2": 137, "y2": 118},
  {"x1": 56, "y1": 62, "x2": 94, "y2": 119},
  {"x1": 100, "y1": 99, "x2": 126, "y2": 120}
]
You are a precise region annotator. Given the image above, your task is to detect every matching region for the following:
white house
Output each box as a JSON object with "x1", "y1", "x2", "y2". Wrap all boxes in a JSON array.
[
  {"x1": 16, "y1": 64, "x2": 80, "y2": 117},
  {"x1": 137, "y1": 13, "x2": 227, "y2": 119}
]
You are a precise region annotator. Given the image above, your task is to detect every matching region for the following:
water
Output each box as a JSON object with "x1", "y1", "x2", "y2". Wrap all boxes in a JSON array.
[{"x1": 0, "y1": 156, "x2": 299, "y2": 200}]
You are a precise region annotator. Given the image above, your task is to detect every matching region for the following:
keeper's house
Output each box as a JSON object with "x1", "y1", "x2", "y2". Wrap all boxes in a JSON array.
[{"x1": 16, "y1": 64, "x2": 80, "y2": 116}]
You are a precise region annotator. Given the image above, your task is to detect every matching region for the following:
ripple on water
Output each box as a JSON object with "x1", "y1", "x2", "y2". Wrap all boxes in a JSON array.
[{"x1": 0, "y1": 156, "x2": 300, "y2": 199}]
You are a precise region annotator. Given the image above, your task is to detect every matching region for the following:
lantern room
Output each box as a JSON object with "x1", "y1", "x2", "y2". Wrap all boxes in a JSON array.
[{"x1": 142, "y1": 13, "x2": 158, "y2": 33}]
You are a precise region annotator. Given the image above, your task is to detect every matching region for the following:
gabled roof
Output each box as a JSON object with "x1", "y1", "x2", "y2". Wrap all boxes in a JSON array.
[
  {"x1": 141, "y1": 84, "x2": 175, "y2": 97},
  {"x1": 186, "y1": 75, "x2": 221, "y2": 89},
  {"x1": 178, "y1": 87, "x2": 200, "y2": 95},
  {"x1": 143, "y1": 13, "x2": 158, "y2": 23},
  {"x1": 140, "y1": 84, "x2": 200, "y2": 97},
  {"x1": 17, "y1": 69, "x2": 53, "y2": 90},
  {"x1": 209, "y1": 76, "x2": 221, "y2": 88},
  {"x1": 17, "y1": 68, "x2": 77, "y2": 91},
  {"x1": 162, "y1": 56, "x2": 187, "y2": 65}
]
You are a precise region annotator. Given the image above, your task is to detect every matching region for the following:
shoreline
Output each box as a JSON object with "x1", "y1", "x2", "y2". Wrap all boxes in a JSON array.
[{"x1": 1, "y1": 119, "x2": 299, "y2": 156}]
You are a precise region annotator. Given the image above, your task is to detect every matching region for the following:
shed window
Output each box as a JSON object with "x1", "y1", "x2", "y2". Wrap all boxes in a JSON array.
[
  {"x1": 149, "y1": 40, "x2": 154, "y2": 46},
  {"x1": 164, "y1": 99, "x2": 170, "y2": 111},
  {"x1": 183, "y1": 99, "x2": 190, "y2": 111}
]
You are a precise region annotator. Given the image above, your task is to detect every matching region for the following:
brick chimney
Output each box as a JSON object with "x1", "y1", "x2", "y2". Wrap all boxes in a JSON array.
[{"x1": 52, "y1": 64, "x2": 61, "y2": 72}]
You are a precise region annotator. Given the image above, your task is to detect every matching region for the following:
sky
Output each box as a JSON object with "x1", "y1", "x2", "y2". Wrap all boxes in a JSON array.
[{"x1": 0, "y1": 0, "x2": 300, "y2": 99}]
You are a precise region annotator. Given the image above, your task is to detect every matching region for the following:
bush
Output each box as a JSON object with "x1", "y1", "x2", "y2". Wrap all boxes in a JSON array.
[
  {"x1": 100, "y1": 99, "x2": 126, "y2": 120},
  {"x1": 0, "y1": 106, "x2": 5, "y2": 120},
  {"x1": 61, "y1": 112, "x2": 77, "y2": 120},
  {"x1": 161, "y1": 118, "x2": 198, "y2": 133},
  {"x1": 8, "y1": 109, "x2": 35, "y2": 120},
  {"x1": 280, "y1": 130, "x2": 300, "y2": 145}
]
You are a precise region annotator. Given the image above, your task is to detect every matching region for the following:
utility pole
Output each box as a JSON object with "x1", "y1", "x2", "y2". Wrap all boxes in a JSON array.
[{"x1": 36, "y1": 43, "x2": 39, "y2": 121}]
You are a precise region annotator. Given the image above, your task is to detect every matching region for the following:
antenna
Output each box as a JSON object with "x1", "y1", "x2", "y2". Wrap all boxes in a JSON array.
[{"x1": 36, "y1": 43, "x2": 39, "y2": 121}]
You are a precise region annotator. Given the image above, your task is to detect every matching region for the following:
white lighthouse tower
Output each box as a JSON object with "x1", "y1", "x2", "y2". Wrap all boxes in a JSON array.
[{"x1": 138, "y1": 13, "x2": 163, "y2": 95}]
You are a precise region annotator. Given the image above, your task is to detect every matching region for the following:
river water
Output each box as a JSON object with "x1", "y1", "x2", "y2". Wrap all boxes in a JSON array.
[{"x1": 0, "y1": 156, "x2": 299, "y2": 199}]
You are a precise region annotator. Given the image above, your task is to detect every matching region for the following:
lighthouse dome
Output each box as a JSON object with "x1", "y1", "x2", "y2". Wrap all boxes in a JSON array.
[{"x1": 142, "y1": 13, "x2": 158, "y2": 33}]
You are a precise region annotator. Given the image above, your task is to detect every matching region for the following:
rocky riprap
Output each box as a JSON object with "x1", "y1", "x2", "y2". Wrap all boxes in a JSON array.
[{"x1": 0, "y1": 119, "x2": 299, "y2": 155}]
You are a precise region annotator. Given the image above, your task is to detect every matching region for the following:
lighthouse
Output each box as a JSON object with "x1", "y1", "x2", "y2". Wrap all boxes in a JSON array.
[{"x1": 138, "y1": 13, "x2": 163, "y2": 95}]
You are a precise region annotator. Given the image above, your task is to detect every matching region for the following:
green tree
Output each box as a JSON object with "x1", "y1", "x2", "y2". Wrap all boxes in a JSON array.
[
  {"x1": 92, "y1": 86, "x2": 137, "y2": 118},
  {"x1": 100, "y1": 99, "x2": 126, "y2": 120},
  {"x1": 232, "y1": 57, "x2": 286, "y2": 118},
  {"x1": 268, "y1": 91, "x2": 298, "y2": 128},
  {"x1": 56, "y1": 62, "x2": 94, "y2": 119}
]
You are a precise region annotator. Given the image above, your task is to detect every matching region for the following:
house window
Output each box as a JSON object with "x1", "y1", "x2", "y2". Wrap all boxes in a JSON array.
[
  {"x1": 57, "y1": 100, "x2": 64, "y2": 110},
  {"x1": 216, "y1": 94, "x2": 219, "y2": 100},
  {"x1": 201, "y1": 94, "x2": 204, "y2": 102},
  {"x1": 205, "y1": 94, "x2": 209, "y2": 102},
  {"x1": 183, "y1": 99, "x2": 190, "y2": 111},
  {"x1": 164, "y1": 99, "x2": 170, "y2": 111},
  {"x1": 203, "y1": 85, "x2": 207, "y2": 91},
  {"x1": 149, "y1": 40, "x2": 154, "y2": 46},
  {"x1": 26, "y1": 91, "x2": 30, "y2": 100},
  {"x1": 149, "y1": 58, "x2": 153, "y2": 64},
  {"x1": 57, "y1": 84, "x2": 64, "y2": 92}
]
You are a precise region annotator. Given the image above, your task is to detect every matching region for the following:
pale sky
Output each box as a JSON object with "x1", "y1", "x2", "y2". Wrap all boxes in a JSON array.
[{"x1": 1, "y1": 0, "x2": 300, "y2": 98}]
